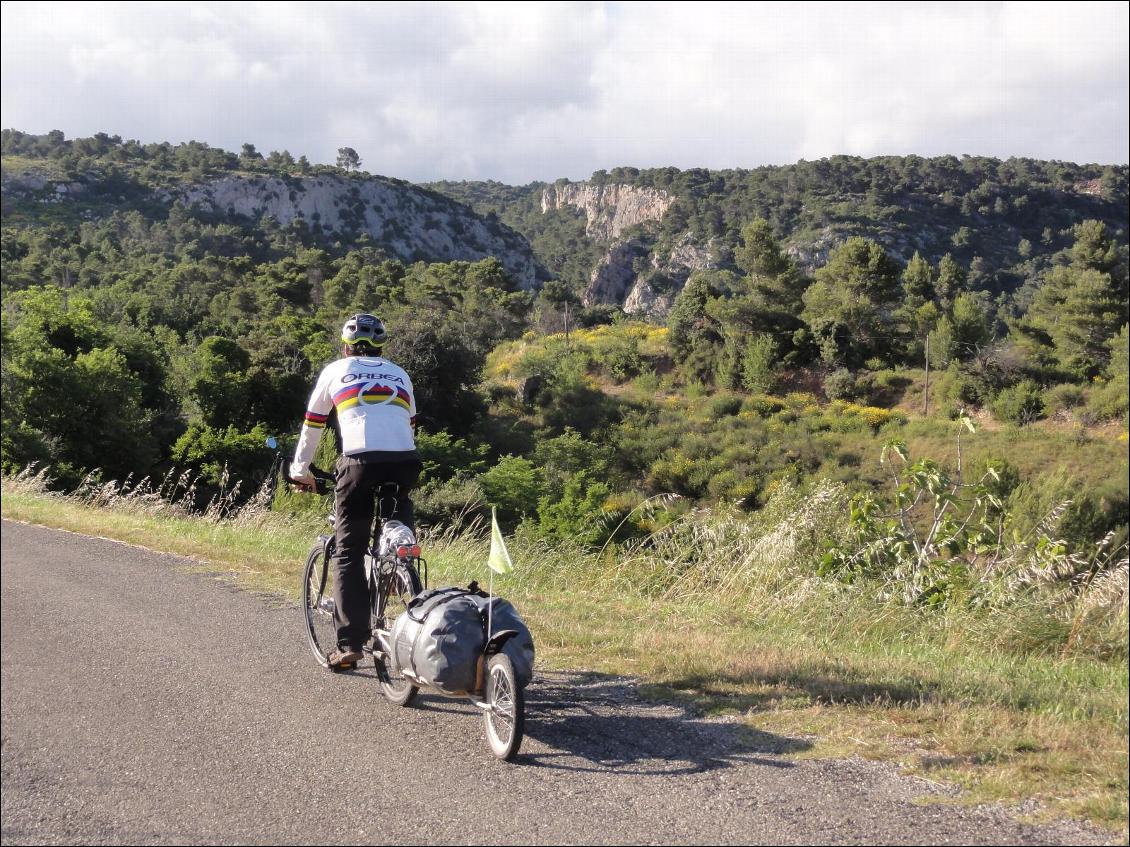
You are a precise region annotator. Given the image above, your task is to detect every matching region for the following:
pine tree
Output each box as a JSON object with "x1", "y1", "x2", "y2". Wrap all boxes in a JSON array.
[
  {"x1": 719, "y1": 219, "x2": 808, "y2": 362},
  {"x1": 935, "y1": 253, "x2": 966, "y2": 309},
  {"x1": 801, "y1": 237, "x2": 903, "y2": 366},
  {"x1": 901, "y1": 251, "x2": 935, "y2": 307},
  {"x1": 336, "y1": 147, "x2": 361, "y2": 172},
  {"x1": 1013, "y1": 221, "x2": 1128, "y2": 379}
]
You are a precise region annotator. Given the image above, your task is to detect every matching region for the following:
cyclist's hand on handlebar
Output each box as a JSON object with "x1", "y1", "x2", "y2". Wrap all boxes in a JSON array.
[{"x1": 289, "y1": 469, "x2": 317, "y2": 493}]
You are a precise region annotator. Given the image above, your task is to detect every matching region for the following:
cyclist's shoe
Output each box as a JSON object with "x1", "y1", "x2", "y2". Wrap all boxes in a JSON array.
[{"x1": 327, "y1": 647, "x2": 364, "y2": 669}]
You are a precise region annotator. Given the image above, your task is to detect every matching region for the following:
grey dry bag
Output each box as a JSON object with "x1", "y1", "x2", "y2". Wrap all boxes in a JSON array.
[{"x1": 388, "y1": 586, "x2": 535, "y2": 695}]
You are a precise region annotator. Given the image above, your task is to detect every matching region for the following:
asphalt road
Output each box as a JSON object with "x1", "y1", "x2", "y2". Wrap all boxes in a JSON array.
[{"x1": 0, "y1": 520, "x2": 1113, "y2": 845}]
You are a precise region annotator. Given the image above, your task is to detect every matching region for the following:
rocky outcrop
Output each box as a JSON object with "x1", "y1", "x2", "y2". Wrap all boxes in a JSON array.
[
  {"x1": 2, "y1": 170, "x2": 86, "y2": 203},
  {"x1": 784, "y1": 226, "x2": 949, "y2": 275},
  {"x1": 622, "y1": 234, "x2": 721, "y2": 318},
  {"x1": 541, "y1": 181, "x2": 672, "y2": 242},
  {"x1": 583, "y1": 232, "x2": 719, "y2": 317},
  {"x1": 622, "y1": 278, "x2": 676, "y2": 318},
  {"x1": 657, "y1": 234, "x2": 719, "y2": 278},
  {"x1": 170, "y1": 175, "x2": 540, "y2": 288},
  {"x1": 583, "y1": 239, "x2": 647, "y2": 306}
]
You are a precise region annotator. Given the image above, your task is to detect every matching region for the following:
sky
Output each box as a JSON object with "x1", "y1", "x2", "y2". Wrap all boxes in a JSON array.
[{"x1": 1, "y1": 1, "x2": 1127, "y2": 183}]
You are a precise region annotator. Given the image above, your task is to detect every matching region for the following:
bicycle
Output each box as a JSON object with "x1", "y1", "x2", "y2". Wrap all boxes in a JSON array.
[
  {"x1": 299, "y1": 471, "x2": 426, "y2": 705},
  {"x1": 266, "y1": 437, "x2": 524, "y2": 759}
]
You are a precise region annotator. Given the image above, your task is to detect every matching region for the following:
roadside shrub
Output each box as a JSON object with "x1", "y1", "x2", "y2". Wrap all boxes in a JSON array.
[
  {"x1": 742, "y1": 394, "x2": 785, "y2": 417},
  {"x1": 1044, "y1": 383, "x2": 1087, "y2": 415},
  {"x1": 823, "y1": 368, "x2": 857, "y2": 401},
  {"x1": 170, "y1": 422, "x2": 274, "y2": 494},
  {"x1": 478, "y1": 455, "x2": 545, "y2": 524},
  {"x1": 992, "y1": 380, "x2": 1046, "y2": 425},
  {"x1": 414, "y1": 476, "x2": 488, "y2": 529},
  {"x1": 532, "y1": 428, "x2": 614, "y2": 499},
  {"x1": 416, "y1": 429, "x2": 489, "y2": 482},
  {"x1": 1005, "y1": 469, "x2": 1129, "y2": 553},
  {"x1": 533, "y1": 472, "x2": 613, "y2": 547},
  {"x1": 709, "y1": 393, "x2": 742, "y2": 419}
]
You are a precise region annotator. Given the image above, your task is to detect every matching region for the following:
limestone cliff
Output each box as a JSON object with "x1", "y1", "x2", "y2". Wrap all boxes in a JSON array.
[
  {"x1": 170, "y1": 175, "x2": 540, "y2": 288},
  {"x1": 2, "y1": 168, "x2": 542, "y2": 289},
  {"x1": 624, "y1": 235, "x2": 720, "y2": 318},
  {"x1": 583, "y1": 231, "x2": 720, "y2": 318},
  {"x1": 583, "y1": 239, "x2": 647, "y2": 306},
  {"x1": 541, "y1": 181, "x2": 672, "y2": 242}
]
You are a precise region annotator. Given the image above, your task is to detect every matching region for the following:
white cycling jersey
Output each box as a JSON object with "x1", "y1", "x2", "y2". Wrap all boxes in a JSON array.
[{"x1": 290, "y1": 355, "x2": 417, "y2": 477}]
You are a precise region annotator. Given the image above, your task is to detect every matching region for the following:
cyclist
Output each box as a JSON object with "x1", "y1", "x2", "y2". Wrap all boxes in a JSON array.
[{"x1": 290, "y1": 313, "x2": 422, "y2": 669}]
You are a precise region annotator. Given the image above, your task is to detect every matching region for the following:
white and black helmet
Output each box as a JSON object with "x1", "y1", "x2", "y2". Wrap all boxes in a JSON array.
[{"x1": 341, "y1": 313, "x2": 387, "y2": 350}]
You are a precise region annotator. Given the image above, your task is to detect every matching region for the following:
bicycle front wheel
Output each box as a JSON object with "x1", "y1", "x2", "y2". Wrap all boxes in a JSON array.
[
  {"x1": 302, "y1": 540, "x2": 337, "y2": 668},
  {"x1": 484, "y1": 653, "x2": 524, "y2": 761}
]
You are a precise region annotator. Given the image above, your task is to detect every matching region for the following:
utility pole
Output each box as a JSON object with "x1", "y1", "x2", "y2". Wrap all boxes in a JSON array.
[{"x1": 923, "y1": 334, "x2": 930, "y2": 417}]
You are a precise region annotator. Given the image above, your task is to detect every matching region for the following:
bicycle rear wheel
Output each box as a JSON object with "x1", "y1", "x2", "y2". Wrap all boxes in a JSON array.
[
  {"x1": 375, "y1": 560, "x2": 422, "y2": 706},
  {"x1": 302, "y1": 540, "x2": 337, "y2": 668},
  {"x1": 484, "y1": 653, "x2": 524, "y2": 761}
]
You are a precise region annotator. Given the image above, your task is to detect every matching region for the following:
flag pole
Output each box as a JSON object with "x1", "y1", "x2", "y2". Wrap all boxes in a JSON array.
[{"x1": 487, "y1": 564, "x2": 494, "y2": 642}]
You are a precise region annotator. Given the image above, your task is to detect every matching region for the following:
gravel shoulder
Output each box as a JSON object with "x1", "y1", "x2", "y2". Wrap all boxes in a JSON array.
[{"x1": 0, "y1": 520, "x2": 1115, "y2": 845}]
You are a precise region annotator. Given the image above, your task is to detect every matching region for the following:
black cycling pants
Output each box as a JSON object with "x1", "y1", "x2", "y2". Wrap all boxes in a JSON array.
[{"x1": 331, "y1": 457, "x2": 422, "y2": 650}]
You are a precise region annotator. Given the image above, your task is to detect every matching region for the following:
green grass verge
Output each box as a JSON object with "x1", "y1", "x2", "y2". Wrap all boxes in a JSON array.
[{"x1": 2, "y1": 485, "x2": 1126, "y2": 834}]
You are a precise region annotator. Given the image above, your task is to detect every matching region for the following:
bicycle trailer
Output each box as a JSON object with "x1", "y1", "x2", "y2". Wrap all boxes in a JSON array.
[{"x1": 387, "y1": 586, "x2": 535, "y2": 696}]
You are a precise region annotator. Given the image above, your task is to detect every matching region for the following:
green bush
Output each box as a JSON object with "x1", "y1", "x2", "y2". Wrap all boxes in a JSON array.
[
  {"x1": 992, "y1": 380, "x2": 1046, "y2": 425},
  {"x1": 709, "y1": 393, "x2": 742, "y2": 419},
  {"x1": 823, "y1": 368, "x2": 857, "y2": 401},
  {"x1": 478, "y1": 455, "x2": 545, "y2": 524},
  {"x1": 533, "y1": 472, "x2": 613, "y2": 547},
  {"x1": 740, "y1": 333, "x2": 777, "y2": 393},
  {"x1": 531, "y1": 428, "x2": 614, "y2": 499},
  {"x1": 415, "y1": 429, "x2": 489, "y2": 482},
  {"x1": 1044, "y1": 383, "x2": 1086, "y2": 414},
  {"x1": 414, "y1": 476, "x2": 488, "y2": 529},
  {"x1": 169, "y1": 423, "x2": 275, "y2": 503},
  {"x1": 742, "y1": 394, "x2": 786, "y2": 417},
  {"x1": 1006, "y1": 469, "x2": 1129, "y2": 553},
  {"x1": 632, "y1": 369, "x2": 660, "y2": 395},
  {"x1": 591, "y1": 331, "x2": 643, "y2": 382}
]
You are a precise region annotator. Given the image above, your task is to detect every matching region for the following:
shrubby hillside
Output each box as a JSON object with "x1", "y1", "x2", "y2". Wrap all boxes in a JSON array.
[
  {"x1": 1, "y1": 129, "x2": 544, "y2": 287},
  {"x1": 2, "y1": 130, "x2": 1127, "y2": 620},
  {"x1": 431, "y1": 157, "x2": 1128, "y2": 314}
]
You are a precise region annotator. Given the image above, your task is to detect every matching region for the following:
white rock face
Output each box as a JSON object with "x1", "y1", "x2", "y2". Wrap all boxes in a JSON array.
[
  {"x1": 622, "y1": 278, "x2": 676, "y2": 318},
  {"x1": 623, "y1": 234, "x2": 720, "y2": 318},
  {"x1": 585, "y1": 231, "x2": 719, "y2": 317},
  {"x1": 657, "y1": 233, "x2": 718, "y2": 277},
  {"x1": 583, "y1": 240, "x2": 645, "y2": 306},
  {"x1": 541, "y1": 181, "x2": 672, "y2": 241},
  {"x1": 169, "y1": 175, "x2": 540, "y2": 289}
]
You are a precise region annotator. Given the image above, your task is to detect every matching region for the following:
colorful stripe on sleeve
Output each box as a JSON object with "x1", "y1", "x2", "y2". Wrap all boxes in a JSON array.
[{"x1": 303, "y1": 411, "x2": 329, "y2": 429}]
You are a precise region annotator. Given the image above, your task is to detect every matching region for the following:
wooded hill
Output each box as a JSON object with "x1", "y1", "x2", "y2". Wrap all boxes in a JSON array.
[{"x1": 1, "y1": 129, "x2": 1127, "y2": 561}]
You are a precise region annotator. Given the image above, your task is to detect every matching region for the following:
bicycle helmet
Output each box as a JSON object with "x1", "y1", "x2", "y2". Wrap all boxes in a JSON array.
[{"x1": 341, "y1": 313, "x2": 387, "y2": 351}]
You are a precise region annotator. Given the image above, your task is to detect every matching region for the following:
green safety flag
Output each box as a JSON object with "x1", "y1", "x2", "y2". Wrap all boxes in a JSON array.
[{"x1": 488, "y1": 507, "x2": 514, "y2": 574}]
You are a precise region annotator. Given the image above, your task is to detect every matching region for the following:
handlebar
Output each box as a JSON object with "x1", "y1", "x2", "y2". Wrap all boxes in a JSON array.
[
  {"x1": 264, "y1": 437, "x2": 335, "y2": 495},
  {"x1": 287, "y1": 465, "x2": 336, "y2": 496}
]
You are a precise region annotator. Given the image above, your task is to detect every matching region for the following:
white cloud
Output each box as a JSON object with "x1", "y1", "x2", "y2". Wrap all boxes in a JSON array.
[{"x1": 2, "y1": 1, "x2": 1126, "y2": 182}]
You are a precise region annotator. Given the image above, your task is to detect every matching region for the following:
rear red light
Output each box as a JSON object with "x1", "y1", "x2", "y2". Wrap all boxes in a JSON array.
[{"x1": 397, "y1": 545, "x2": 421, "y2": 558}]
